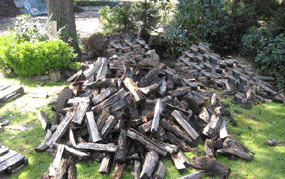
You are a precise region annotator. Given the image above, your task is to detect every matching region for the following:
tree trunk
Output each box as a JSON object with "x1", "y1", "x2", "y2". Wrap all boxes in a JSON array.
[{"x1": 47, "y1": 0, "x2": 82, "y2": 57}]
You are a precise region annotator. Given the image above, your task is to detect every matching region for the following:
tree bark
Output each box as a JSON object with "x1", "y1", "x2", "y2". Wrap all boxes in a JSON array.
[{"x1": 47, "y1": 0, "x2": 82, "y2": 57}]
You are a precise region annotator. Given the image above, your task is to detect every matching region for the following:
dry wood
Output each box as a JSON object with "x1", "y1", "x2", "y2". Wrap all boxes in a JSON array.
[
  {"x1": 35, "y1": 129, "x2": 53, "y2": 152},
  {"x1": 67, "y1": 157, "x2": 76, "y2": 179},
  {"x1": 69, "y1": 129, "x2": 77, "y2": 147},
  {"x1": 38, "y1": 111, "x2": 51, "y2": 130},
  {"x1": 49, "y1": 144, "x2": 65, "y2": 177},
  {"x1": 53, "y1": 158, "x2": 68, "y2": 179},
  {"x1": 138, "y1": 69, "x2": 159, "y2": 87},
  {"x1": 111, "y1": 162, "x2": 126, "y2": 179},
  {"x1": 139, "y1": 150, "x2": 159, "y2": 179},
  {"x1": 0, "y1": 85, "x2": 24, "y2": 103},
  {"x1": 92, "y1": 87, "x2": 116, "y2": 105},
  {"x1": 177, "y1": 170, "x2": 207, "y2": 179},
  {"x1": 96, "y1": 57, "x2": 108, "y2": 82},
  {"x1": 114, "y1": 129, "x2": 128, "y2": 163},
  {"x1": 72, "y1": 102, "x2": 89, "y2": 125},
  {"x1": 86, "y1": 111, "x2": 102, "y2": 143},
  {"x1": 64, "y1": 145, "x2": 89, "y2": 160},
  {"x1": 171, "y1": 110, "x2": 199, "y2": 140},
  {"x1": 204, "y1": 139, "x2": 214, "y2": 158},
  {"x1": 47, "y1": 112, "x2": 74, "y2": 148},
  {"x1": 76, "y1": 143, "x2": 117, "y2": 153},
  {"x1": 100, "y1": 115, "x2": 116, "y2": 139},
  {"x1": 134, "y1": 160, "x2": 141, "y2": 179},
  {"x1": 67, "y1": 70, "x2": 82, "y2": 83},
  {"x1": 202, "y1": 114, "x2": 222, "y2": 138},
  {"x1": 151, "y1": 99, "x2": 163, "y2": 135},
  {"x1": 221, "y1": 138, "x2": 253, "y2": 161},
  {"x1": 52, "y1": 87, "x2": 73, "y2": 113},
  {"x1": 99, "y1": 153, "x2": 112, "y2": 174},
  {"x1": 153, "y1": 161, "x2": 166, "y2": 179}
]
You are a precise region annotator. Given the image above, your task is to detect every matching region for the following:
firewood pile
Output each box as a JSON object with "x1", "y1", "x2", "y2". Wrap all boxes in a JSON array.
[{"x1": 37, "y1": 38, "x2": 262, "y2": 179}]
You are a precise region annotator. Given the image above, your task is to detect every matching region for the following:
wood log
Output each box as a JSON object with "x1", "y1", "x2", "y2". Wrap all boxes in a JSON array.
[
  {"x1": 177, "y1": 170, "x2": 207, "y2": 179},
  {"x1": 156, "y1": 126, "x2": 167, "y2": 142},
  {"x1": 219, "y1": 119, "x2": 229, "y2": 139},
  {"x1": 96, "y1": 57, "x2": 108, "y2": 82},
  {"x1": 92, "y1": 87, "x2": 116, "y2": 105},
  {"x1": 167, "y1": 73, "x2": 175, "y2": 91},
  {"x1": 134, "y1": 160, "x2": 141, "y2": 179},
  {"x1": 139, "y1": 82, "x2": 161, "y2": 95},
  {"x1": 64, "y1": 145, "x2": 89, "y2": 160},
  {"x1": 67, "y1": 70, "x2": 82, "y2": 83},
  {"x1": 184, "y1": 93, "x2": 201, "y2": 114},
  {"x1": 199, "y1": 107, "x2": 210, "y2": 123},
  {"x1": 69, "y1": 129, "x2": 77, "y2": 147},
  {"x1": 76, "y1": 143, "x2": 117, "y2": 153},
  {"x1": 53, "y1": 158, "x2": 68, "y2": 179},
  {"x1": 124, "y1": 77, "x2": 144, "y2": 102},
  {"x1": 97, "y1": 109, "x2": 110, "y2": 131},
  {"x1": 139, "y1": 150, "x2": 159, "y2": 179},
  {"x1": 100, "y1": 115, "x2": 116, "y2": 139},
  {"x1": 159, "y1": 76, "x2": 167, "y2": 96},
  {"x1": 156, "y1": 140, "x2": 178, "y2": 154},
  {"x1": 111, "y1": 162, "x2": 126, "y2": 179},
  {"x1": 153, "y1": 161, "x2": 166, "y2": 179},
  {"x1": 221, "y1": 138, "x2": 253, "y2": 161},
  {"x1": 85, "y1": 78, "x2": 117, "y2": 89},
  {"x1": 67, "y1": 157, "x2": 76, "y2": 179},
  {"x1": 202, "y1": 115, "x2": 222, "y2": 138},
  {"x1": 49, "y1": 144, "x2": 65, "y2": 177},
  {"x1": 138, "y1": 120, "x2": 152, "y2": 133},
  {"x1": 51, "y1": 112, "x2": 63, "y2": 126},
  {"x1": 138, "y1": 69, "x2": 159, "y2": 87},
  {"x1": 52, "y1": 87, "x2": 73, "y2": 113},
  {"x1": 72, "y1": 102, "x2": 89, "y2": 125},
  {"x1": 151, "y1": 99, "x2": 163, "y2": 135},
  {"x1": 170, "y1": 149, "x2": 190, "y2": 174},
  {"x1": 211, "y1": 93, "x2": 217, "y2": 107},
  {"x1": 47, "y1": 112, "x2": 74, "y2": 148},
  {"x1": 160, "y1": 118, "x2": 193, "y2": 145},
  {"x1": 166, "y1": 103, "x2": 192, "y2": 116},
  {"x1": 0, "y1": 85, "x2": 24, "y2": 103},
  {"x1": 171, "y1": 110, "x2": 199, "y2": 140},
  {"x1": 204, "y1": 139, "x2": 214, "y2": 158},
  {"x1": 86, "y1": 111, "x2": 102, "y2": 143},
  {"x1": 114, "y1": 129, "x2": 128, "y2": 163},
  {"x1": 168, "y1": 87, "x2": 191, "y2": 98},
  {"x1": 99, "y1": 153, "x2": 112, "y2": 174},
  {"x1": 126, "y1": 128, "x2": 167, "y2": 156},
  {"x1": 67, "y1": 97, "x2": 90, "y2": 104},
  {"x1": 38, "y1": 111, "x2": 51, "y2": 130},
  {"x1": 35, "y1": 129, "x2": 52, "y2": 152},
  {"x1": 190, "y1": 156, "x2": 231, "y2": 179}
]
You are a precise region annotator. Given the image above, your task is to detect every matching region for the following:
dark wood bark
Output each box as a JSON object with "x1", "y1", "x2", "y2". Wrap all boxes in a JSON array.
[
  {"x1": 190, "y1": 156, "x2": 231, "y2": 179},
  {"x1": 170, "y1": 150, "x2": 191, "y2": 174},
  {"x1": 38, "y1": 111, "x2": 51, "y2": 130},
  {"x1": 160, "y1": 118, "x2": 193, "y2": 145},
  {"x1": 96, "y1": 57, "x2": 108, "y2": 82},
  {"x1": 138, "y1": 69, "x2": 159, "y2": 87},
  {"x1": 72, "y1": 102, "x2": 89, "y2": 125},
  {"x1": 100, "y1": 115, "x2": 116, "y2": 139},
  {"x1": 204, "y1": 139, "x2": 214, "y2": 158},
  {"x1": 171, "y1": 110, "x2": 199, "y2": 140},
  {"x1": 67, "y1": 70, "x2": 82, "y2": 83},
  {"x1": 76, "y1": 143, "x2": 117, "y2": 153},
  {"x1": 86, "y1": 111, "x2": 102, "y2": 143},
  {"x1": 53, "y1": 158, "x2": 68, "y2": 179},
  {"x1": 99, "y1": 153, "x2": 112, "y2": 174},
  {"x1": 67, "y1": 157, "x2": 76, "y2": 179},
  {"x1": 221, "y1": 138, "x2": 253, "y2": 161},
  {"x1": 114, "y1": 129, "x2": 128, "y2": 163},
  {"x1": 111, "y1": 162, "x2": 126, "y2": 179},
  {"x1": 35, "y1": 129, "x2": 53, "y2": 152},
  {"x1": 92, "y1": 87, "x2": 116, "y2": 105},
  {"x1": 126, "y1": 128, "x2": 167, "y2": 156},
  {"x1": 52, "y1": 87, "x2": 73, "y2": 113},
  {"x1": 85, "y1": 78, "x2": 117, "y2": 89},
  {"x1": 139, "y1": 151, "x2": 159, "y2": 179}
]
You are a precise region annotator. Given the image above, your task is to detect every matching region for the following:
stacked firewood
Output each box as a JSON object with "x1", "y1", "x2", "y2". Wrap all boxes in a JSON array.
[{"x1": 37, "y1": 38, "x2": 255, "y2": 179}]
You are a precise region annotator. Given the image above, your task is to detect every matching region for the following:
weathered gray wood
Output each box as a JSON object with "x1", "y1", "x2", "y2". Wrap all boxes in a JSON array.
[
  {"x1": 170, "y1": 150, "x2": 187, "y2": 174},
  {"x1": 96, "y1": 57, "x2": 108, "y2": 82},
  {"x1": 219, "y1": 119, "x2": 228, "y2": 139},
  {"x1": 204, "y1": 139, "x2": 214, "y2": 158},
  {"x1": 85, "y1": 78, "x2": 117, "y2": 89},
  {"x1": 97, "y1": 109, "x2": 110, "y2": 131},
  {"x1": 49, "y1": 144, "x2": 65, "y2": 177},
  {"x1": 0, "y1": 86, "x2": 24, "y2": 103},
  {"x1": 69, "y1": 129, "x2": 77, "y2": 147},
  {"x1": 139, "y1": 150, "x2": 159, "y2": 179},
  {"x1": 199, "y1": 107, "x2": 210, "y2": 123},
  {"x1": 0, "y1": 150, "x2": 18, "y2": 165},
  {"x1": 110, "y1": 162, "x2": 126, "y2": 179},
  {"x1": 171, "y1": 110, "x2": 199, "y2": 140},
  {"x1": 76, "y1": 143, "x2": 117, "y2": 153},
  {"x1": 47, "y1": 112, "x2": 74, "y2": 148},
  {"x1": 160, "y1": 118, "x2": 193, "y2": 145},
  {"x1": 168, "y1": 87, "x2": 191, "y2": 98},
  {"x1": 0, "y1": 145, "x2": 9, "y2": 156},
  {"x1": 52, "y1": 87, "x2": 73, "y2": 113},
  {"x1": 100, "y1": 115, "x2": 116, "y2": 139},
  {"x1": 202, "y1": 115, "x2": 222, "y2": 138},
  {"x1": 151, "y1": 99, "x2": 162, "y2": 135},
  {"x1": 99, "y1": 153, "x2": 112, "y2": 174},
  {"x1": 64, "y1": 145, "x2": 89, "y2": 160},
  {"x1": 166, "y1": 132, "x2": 199, "y2": 154},
  {"x1": 156, "y1": 140, "x2": 178, "y2": 154},
  {"x1": 138, "y1": 120, "x2": 152, "y2": 133},
  {"x1": 211, "y1": 93, "x2": 217, "y2": 107},
  {"x1": 0, "y1": 152, "x2": 26, "y2": 174},
  {"x1": 138, "y1": 69, "x2": 159, "y2": 87},
  {"x1": 134, "y1": 160, "x2": 141, "y2": 179},
  {"x1": 153, "y1": 161, "x2": 166, "y2": 179},
  {"x1": 67, "y1": 157, "x2": 76, "y2": 179},
  {"x1": 86, "y1": 111, "x2": 102, "y2": 143},
  {"x1": 67, "y1": 97, "x2": 90, "y2": 104},
  {"x1": 72, "y1": 102, "x2": 89, "y2": 125},
  {"x1": 127, "y1": 128, "x2": 167, "y2": 156},
  {"x1": 139, "y1": 82, "x2": 161, "y2": 95},
  {"x1": 67, "y1": 70, "x2": 82, "y2": 83},
  {"x1": 177, "y1": 170, "x2": 207, "y2": 179},
  {"x1": 35, "y1": 129, "x2": 52, "y2": 152},
  {"x1": 92, "y1": 87, "x2": 116, "y2": 105},
  {"x1": 124, "y1": 77, "x2": 143, "y2": 102},
  {"x1": 159, "y1": 76, "x2": 167, "y2": 96},
  {"x1": 53, "y1": 158, "x2": 68, "y2": 179},
  {"x1": 38, "y1": 111, "x2": 51, "y2": 130},
  {"x1": 221, "y1": 138, "x2": 253, "y2": 161}
]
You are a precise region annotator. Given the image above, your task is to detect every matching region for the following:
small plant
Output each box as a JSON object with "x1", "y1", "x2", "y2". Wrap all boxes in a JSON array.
[{"x1": 69, "y1": 62, "x2": 82, "y2": 71}]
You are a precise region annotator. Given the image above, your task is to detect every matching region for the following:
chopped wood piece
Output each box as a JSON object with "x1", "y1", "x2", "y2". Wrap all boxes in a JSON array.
[
  {"x1": 67, "y1": 70, "x2": 82, "y2": 83},
  {"x1": 153, "y1": 161, "x2": 166, "y2": 179},
  {"x1": 170, "y1": 150, "x2": 190, "y2": 174},
  {"x1": 35, "y1": 129, "x2": 52, "y2": 152},
  {"x1": 127, "y1": 128, "x2": 167, "y2": 156},
  {"x1": 221, "y1": 138, "x2": 253, "y2": 161},
  {"x1": 96, "y1": 57, "x2": 108, "y2": 82},
  {"x1": 202, "y1": 115, "x2": 222, "y2": 138},
  {"x1": 85, "y1": 78, "x2": 117, "y2": 89},
  {"x1": 49, "y1": 144, "x2": 65, "y2": 177},
  {"x1": 140, "y1": 151, "x2": 159, "y2": 179},
  {"x1": 171, "y1": 110, "x2": 199, "y2": 140},
  {"x1": 139, "y1": 82, "x2": 161, "y2": 95},
  {"x1": 111, "y1": 162, "x2": 126, "y2": 179},
  {"x1": 38, "y1": 111, "x2": 51, "y2": 130},
  {"x1": 166, "y1": 132, "x2": 191, "y2": 152},
  {"x1": 69, "y1": 129, "x2": 77, "y2": 147},
  {"x1": 72, "y1": 102, "x2": 89, "y2": 125},
  {"x1": 177, "y1": 170, "x2": 207, "y2": 179},
  {"x1": 86, "y1": 111, "x2": 102, "y2": 143},
  {"x1": 199, "y1": 107, "x2": 210, "y2": 123},
  {"x1": 52, "y1": 87, "x2": 73, "y2": 112},
  {"x1": 99, "y1": 153, "x2": 112, "y2": 174},
  {"x1": 0, "y1": 85, "x2": 24, "y2": 103},
  {"x1": 100, "y1": 115, "x2": 116, "y2": 139},
  {"x1": 168, "y1": 87, "x2": 191, "y2": 97},
  {"x1": 156, "y1": 140, "x2": 178, "y2": 154},
  {"x1": 47, "y1": 112, "x2": 74, "y2": 148},
  {"x1": 134, "y1": 160, "x2": 141, "y2": 179},
  {"x1": 204, "y1": 139, "x2": 214, "y2": 158},
  {"x1": 92, "y1": 87, "x2": 116, "y2": 105},
  {"x1": 76, "y1": 143, "x2": 117, "y2": 153},
  {"x1": 123, "y1": 77, "x2": 143, "y2": 102},
  {"x1": 67, "y1": 97, "x2": 90, "y2": 104},
  {"x1": 97, "y1": 109, "x2": 110, "y2": 131},
  {"x1": 219, "y1": 119, "x2": 229, "y2": 139},
  {"x1": 114, "y1": 129, "x2": 128, "y2": 163},
  {"x1": 190, "y1": 156, "x2": 231, "y2": 179},
  {"x1": 159, "y1": 76, "x2": 167, "y2": 96},
  {"x1": 64, "y1": 145, "x2": 89, "y2": 160},
  {"x1": 138, "y1": 69, "x2": 159, "y2": 87},
  {"x1": 211, "y1": 93, "x2": 217, "y2": 107},
  {"x1": 151, "y1": 99, "x2": 163, "y2": 135},
  {"x1": 138, "y1": 120, "x2": 152, "y2": 133},
  {"x1": 67, "y1": 157, "x2": 76, "y2": 179},
  {"x1": 160, "y1": 118, "x2": 193, "y2": 145}
]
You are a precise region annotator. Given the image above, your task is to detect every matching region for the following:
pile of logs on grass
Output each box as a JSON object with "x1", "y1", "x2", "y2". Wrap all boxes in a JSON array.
[{"x1": 38, "y1": 38, "x2": 257, "y2": 179}]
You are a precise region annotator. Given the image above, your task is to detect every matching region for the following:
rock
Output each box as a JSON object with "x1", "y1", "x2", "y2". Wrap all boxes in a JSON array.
[{"x1": 50, "y1": 71, "x2": 61, "y2": 82}]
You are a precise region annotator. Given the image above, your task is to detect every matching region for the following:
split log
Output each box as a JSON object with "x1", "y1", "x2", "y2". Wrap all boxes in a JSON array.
[
  {"x1": 100, "y1": 115, "x2": 116, "y2": 139},
  {"x1": 64, "y1": 145, "x2": 89, "y2": 160},
  {"x1": 49, "y1": 144, "x2": 65, "y2": 177},
  {"x1": 190, "y1": 156, "x2": 231, "y2": 179},
  {"x1": 72, "y1": 102, "x2": 89, "y2": 125},
  {"x1": 38, "y1": 111, "x2": 51, "y2": 130},
  {"x1": 126, "y1": 128, "x2": 167, "y2": 156},
  {"x1": 211, "y1": 93, "x2": 217, "y2": 107},
  {"x1": 139, "y1": 82, "x2": 161, "y2": 95},
  {"x1": 151, "y1": 99, "x2": 163, "y2": 135},
  {"x1": 160, "y1": 118, "x2": 193, "y2": 145},
  {"x1": 67, "y1": 70, "x2": 82, "y2": 83},
  {"x1": 170, "y1": 150, "x2": 190, "y2": 174},
  {"x1": 156, "y1": 140, "x2": 178, "y2": 154},
  {"x1": 199, "y1": 107, "x2": 210, "y2": 123},
  {"x1": 47, "y1": 112, "x2": 74, "y2": 148},
  {"x1": 204, "y1": 139, "x2": 214, "y2": 158},
  {"x1": 92, "y1": 87, "x2": 116, "y2": 105},
  {"x1": 166, "y1": 103, "x2": 192, "y2": 116},
  {"x1": 166, "y1": 132, "x2": 192, "y2": 152},
  {"x1": 167, "y1": 73, "x2": 175, "y2": 91},
  {"x1": 76, "y1": 143, "x2": 117, "y2": 153},
  {"x1": 85, "y1": 78, "x2": 117, "y2": 89},
  {"x1": 134, "y1": 160, "x2": 141, "y2": 179},
  {"x1": 138, "y1": 69, "x2": 159, "y2": 87},
  {"x1": 159, "y1": 76, "x2": 167, "y2": 96},
  {"x1": 219, "y1": 119, "x2": 229, "y2": 139},
  {"x1": 99, "y1": 153, "x2": 112, "y2": 174},
  {"x1": 111, "y1": 162, "x2": 126, "y2": 179},
  {"x1": 138, "y1": 120, "x2": 152, "y2": 133},
  {"x1": 114, "y1": 129, "x2": 128, "y2": 163},
  {"x1": 86, "y1": 111, "x2": 102, "y2": 143},
  {"x1": 69, "y1": 129, "x2": 77, "y2": 147},
  {"x1": 67, "y1": 157, "x2": 76, "y2": 179},
  {"x1": 67, "y1": 97, "x2": 90, "y2": 104},
  {"x1": 139, "y1": 150, "x2": 159, "y2": 179},
  {"x1": 97, "y1": 109, "x2": 110, "y2": 131},
  {"x1": 124, "y1": 77, "x2": 144, "y2": 102},
  {"x1": 177, "y1": 170, "x2": 207, "y2": 179},
  {"x1": 96, "y1": 57, "x2": 108, "y2": 82},
  {"x1": 153, "y1": 161, "x2": 166, "y2": 179},
  {"x1": 35, "y1": 129, "x2": 52, "y2": 152},
  {"x1": 221, "y1": 138, "x2": 253, "y2": 161},
  {"x1": 202, "y1": 115, "x2": 222, "y2": 138},
  {"x1": 168, "y1": 87, "x2": 191, "y2": 98},
  {"x1": 52, "y1": 87, "x2": 73, "y2": 113},
  {"x1": 171, "y1": 110, "x2": 199, "y2": 140},
  {"x1": 184, "y1": 93, "x2": 201, "y2": 114}
]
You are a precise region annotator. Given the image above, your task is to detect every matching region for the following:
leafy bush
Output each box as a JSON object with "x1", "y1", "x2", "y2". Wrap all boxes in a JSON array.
[
  {"x1": 255, "y1": 33, "x2": 285, "y2": 89},
  {"x1": 0, "y1": 35, "x2": 73, "y2": 76},
  {"x1": 241, "y1": 26, "x2": 274, "y2": 59},
  {"x1": 69, "y1": 62, "x2": 82, "y2": 71}
]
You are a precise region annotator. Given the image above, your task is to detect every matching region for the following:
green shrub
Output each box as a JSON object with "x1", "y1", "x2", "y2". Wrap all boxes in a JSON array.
[
  {"x1": 69, "y1": 62, "x2": 82, "y2": 71},
  {"x1": 0, "y1": 35, "x2": 73, "y2": 76},
  {"x1": 255, "y1": 33, "x2": 285, "y2": 89}
]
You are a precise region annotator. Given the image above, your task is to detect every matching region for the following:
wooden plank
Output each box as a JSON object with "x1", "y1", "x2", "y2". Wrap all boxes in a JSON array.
[
  {"x1": 0, "y1": 145, "x2": 9, "y2": 156},
  {"x1": 0, "y1": 86, "x2": 24, "y2": 103},
  {"x1": 47, "y1": 112, "x2": 74, "y2": 148},
  {"x1": 0, "y1": 150, "x2": 17, "y2": 165},
  {"x1": 86, "y1": 111, "x2": 102, "y2": 143},
  {"x1": 0, "y1": 153, "x2": 26, "y2": 173}
]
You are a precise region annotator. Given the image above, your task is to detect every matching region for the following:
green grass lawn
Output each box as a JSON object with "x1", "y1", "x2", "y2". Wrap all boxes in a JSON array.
[{"x1": 1, "y1": 86, "x2": 285, "y2": 178}]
